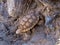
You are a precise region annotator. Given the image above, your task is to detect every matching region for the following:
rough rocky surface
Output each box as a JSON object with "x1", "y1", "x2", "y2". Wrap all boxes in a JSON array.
[{"x1": 0, "y1": 0, "x2": 60, "y2": 45}]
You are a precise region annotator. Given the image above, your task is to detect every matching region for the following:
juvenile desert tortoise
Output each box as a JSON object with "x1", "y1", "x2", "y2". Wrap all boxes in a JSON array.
[{"x1": 16, "y1": 9, "x2": 44, "y2": 34}]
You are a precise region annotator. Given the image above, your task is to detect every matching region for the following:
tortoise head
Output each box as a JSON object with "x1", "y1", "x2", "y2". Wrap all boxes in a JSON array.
[{"x1": 16, "y1": 29, "x2": 22, "y2": 34}]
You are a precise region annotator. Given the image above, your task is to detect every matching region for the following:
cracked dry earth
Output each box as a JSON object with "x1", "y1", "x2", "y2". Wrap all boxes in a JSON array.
[{"x1": 0, "y1": 0, "x2": 60, "y2": 45}]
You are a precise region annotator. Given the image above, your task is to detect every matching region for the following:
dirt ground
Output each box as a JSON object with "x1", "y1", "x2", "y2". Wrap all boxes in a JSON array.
[{"x1": 0, "y1": 0, "x2": 60, "y2": 45}]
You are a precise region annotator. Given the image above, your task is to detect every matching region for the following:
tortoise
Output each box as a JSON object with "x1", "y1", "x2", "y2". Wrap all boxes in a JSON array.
[{"x1": 16, "y1": 8, "x2": 44, "y2": 35}]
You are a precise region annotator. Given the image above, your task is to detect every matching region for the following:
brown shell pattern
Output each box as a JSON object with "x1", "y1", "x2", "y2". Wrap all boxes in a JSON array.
[{"x1": 16, "y1": 10, "x2": 39, "y2": 33}]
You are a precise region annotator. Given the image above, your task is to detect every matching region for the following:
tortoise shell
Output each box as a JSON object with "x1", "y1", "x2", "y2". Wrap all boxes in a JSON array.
[{"x1": 16, "y1": 10, "x2": 39, "y2": 34}]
